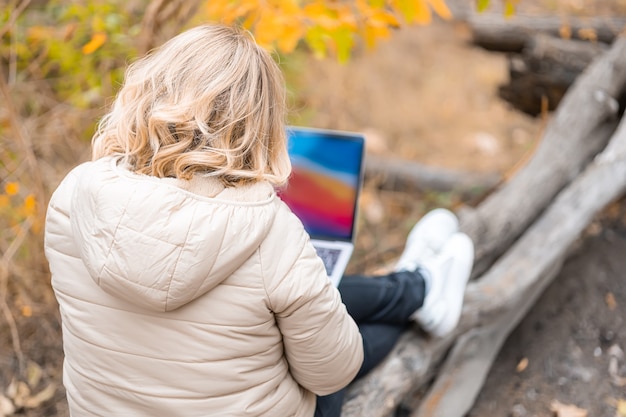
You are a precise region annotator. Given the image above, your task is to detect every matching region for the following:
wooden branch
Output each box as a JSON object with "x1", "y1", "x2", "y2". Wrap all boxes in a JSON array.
[
  {"x1": 462, "y1": 35, "x2": 626, "y2": 278},
  {"x1": 137, "y1": 0, "x2": 203, "y2": 54},
  {"x1": 364, "y1": 155, "x2": 501, "y2": 196},
  {"x1": 499, "y1": 35, "x2": 608, "y2": 115},
  {"x1": 341, "y1": 35, "x2": 626, "y2": 417},
  {"x1": 413, "y1": 263, "x2": 563, "y2": 417},
  {"x1": 467, "y1": 14, "x2": 626, "y2": 52},
  {"x1": 415, "y1": 106, "x2": 626, "y2": 417},
  {"x1": 526, "y1": 34, "x2": 608, "y2": 69}
]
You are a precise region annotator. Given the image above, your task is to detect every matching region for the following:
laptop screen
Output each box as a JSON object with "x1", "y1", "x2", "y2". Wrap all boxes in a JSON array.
[{"x1": 279, "y1": 126, "x2": 365, "y2": 241}]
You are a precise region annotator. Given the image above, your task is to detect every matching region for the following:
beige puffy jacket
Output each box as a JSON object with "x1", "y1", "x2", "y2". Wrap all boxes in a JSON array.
[{"x1": 44, "y1": 157, "x2": 363, "y2": 417}]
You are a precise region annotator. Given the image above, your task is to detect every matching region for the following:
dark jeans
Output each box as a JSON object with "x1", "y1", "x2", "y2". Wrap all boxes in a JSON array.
[{"x1": 313, "y1": 270, "x2": 426, "y2": 417}]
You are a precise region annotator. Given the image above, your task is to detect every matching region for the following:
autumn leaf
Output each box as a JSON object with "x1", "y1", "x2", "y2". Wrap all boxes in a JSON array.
[
  {"x1": 21, "y1": 305, "x2": 33, "y2": 317},
  {"x1": 202, "y1": 0, "x2": 498, "y2": 61},
  {"x1": 476, "y1": 0, "x2": 490, "y2": 12},
  {"x1": 362, "y1": 19, "x2": 392, "y2": 49},
  {"x1": 414, "y1": 0, "x2": 432, "y2": 24},
  {"x1": 560, "y1": 22, "x2": 573, "y2": 39},
  {"x1": 304, "y1": 26, "x2": 328, "y2": 59},
  {"x1": 24, "y1": 194, "x2": 37, "y2": 216},
  {"x1": 394, "y1": 0, "x2": 432, "y2": 24},
  {"x1": 82, "y1": 32, "x2": 107, "y2": 55},
  {"x1": 4, "y1": 182, "x2": 19, "y2": 196},
  {"x1": 550, "y1": 400, "x2": 588, "y2": 417},
  {"x1": 330, "y1": 26, "x2": 354, "y2": 63},
  {"x1": 606, "y1": 292, "x2": 617, "y2": 310},
  {"x1": 277, "y1": 22, "x2": 306, "y2": 53},
  {"x1": 27, "y1": 26, "x2": 53, "y2": 42},
  {"x1": 428, "y1": 0, "x2": 452, "y2": 20},
  {"x1": 578, "y1": 27, "x2": 598, "y2": 42}
]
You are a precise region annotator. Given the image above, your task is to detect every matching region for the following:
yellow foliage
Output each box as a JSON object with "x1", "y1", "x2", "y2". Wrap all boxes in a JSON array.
[
  {"x1": 23, "y1": 194, "x2": 37, "y2": 217},
  {"x1": 578, "y1": 27, "x2": 598, "y2": 41},
  {"x1": 504, "y1": 0, "x2": 520, "y2": 17},
  {"x1": 21, "y1": 305, "x2": 33, "y2": 318},
  {"x1": 560, "y1": 23, "x2": 572, "y2": 39},
  {"x1": 5, "y1": 182, "x2": 19, "y2": 196},
  {"x1": 427, "y1": 0, "x2": 452, "y2": 20},
  {"x1": 0, "y1": 184, "x2": 39, "y2": 231},
  {"x1": 27, "y1": 26, "x2": 54, "y2": 42},
  {"x1": 82, "y1": 32, "x2": 107, "y2": 55},
  {"x1": 204, "y1": 0, "x2": 454, "y2": 60}
]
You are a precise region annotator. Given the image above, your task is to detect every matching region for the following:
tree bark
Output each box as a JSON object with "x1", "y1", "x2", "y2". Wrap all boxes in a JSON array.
[
  {"x1": 341, "y1": 35, "x2": 626, "y2": 417},
  {"x1": 415, "y1": 106, "x2": 626, "y2": 417},
  {"x1": 364, "y1": 155, "x2": 501, "y2": 197},
  {"x1": 462, "y1": 35, "x2": 626, "y2": 279},
  {"x1": 467, "y1": 14, "x2": 626, "y2": 52},
  {"x1": 499, "y1": 35, "x2": 608, "y2": 115},
  {"x1": 137, "y1": 0, "x2": 203, "y2": 54}
]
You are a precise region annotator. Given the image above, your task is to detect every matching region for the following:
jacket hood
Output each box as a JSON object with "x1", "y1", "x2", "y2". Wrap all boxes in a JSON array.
[{"x1": 70, "y1": 157, "x2": 278, "y2": 312}]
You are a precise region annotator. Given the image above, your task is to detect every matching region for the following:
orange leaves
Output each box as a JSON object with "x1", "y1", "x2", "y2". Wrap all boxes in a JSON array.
[
  {"x1": 504, "y1": 0, "x2": 520, "y2": 17},
  {"x1": 428, "y1": 0, "x2": 452, "y2": 20},
  {"x1": 303, "y1": 1, "x2": 359, "y2": 61},
  {"x1": 4, "y1": 182, "x2": 19, "y2": 196},
  {"x1": 81, "y1": 32, "x2": 107, "y2": 54},
  {"x1": 0, "y1": 181, "x2": 40, "y2": 235},
  {"x1": 204, "y1": 0, "x2": 454, "y2": 61},
  {"x1": 356, "y1": 0, "x2": 400, "y2": 48},
  {"x1": 476, "y1": 0, "x2": 515, "y2": 17},
  {"x1": 26, "y1": 26, "x2": 54, "y2": 42},
  {"x1": 254, "y1": 0, "x2": 306, "y2": 53},
  {"x1": 392, "y1": 0, "x2": 451, "y2": 25},
  {"x1": 205, "y1": 0, "x2": 258, "y2": 25},
  {"x1": 550, "y1": 400, "x2": 588, "y2": 417}
]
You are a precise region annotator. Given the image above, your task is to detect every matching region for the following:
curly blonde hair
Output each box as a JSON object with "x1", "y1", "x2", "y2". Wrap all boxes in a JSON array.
[{"x1": 92, "y1": 24, "x2": 291, "y2": 186}]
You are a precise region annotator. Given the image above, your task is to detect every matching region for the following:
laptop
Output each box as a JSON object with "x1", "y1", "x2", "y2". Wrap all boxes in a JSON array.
[{"x1": 279, "y1": 126, "x2": 365, "y2": 287}]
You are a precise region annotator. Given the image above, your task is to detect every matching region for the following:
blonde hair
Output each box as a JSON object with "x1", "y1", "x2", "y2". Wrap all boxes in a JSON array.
[{"x1": 92, "y1": 24, "x2": 291, "y2": 186}]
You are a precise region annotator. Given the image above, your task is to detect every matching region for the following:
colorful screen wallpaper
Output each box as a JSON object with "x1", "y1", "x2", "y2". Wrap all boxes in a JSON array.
[{"x1": 279, "y1": 127, "x2": 365, "y2": 241}]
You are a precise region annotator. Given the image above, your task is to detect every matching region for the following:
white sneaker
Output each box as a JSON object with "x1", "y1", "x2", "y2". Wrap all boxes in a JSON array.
[
  {"x1": 394, "y1": 208, "x2": 459, "y2": 274},
  {"x1": 412, "y1": 233, "x2": 474, "y2": 338}
]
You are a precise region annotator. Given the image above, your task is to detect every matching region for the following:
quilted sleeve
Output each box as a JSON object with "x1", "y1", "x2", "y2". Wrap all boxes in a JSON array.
[{"x1": 261, "y1": 202, "x2": 364, "y2": 396}]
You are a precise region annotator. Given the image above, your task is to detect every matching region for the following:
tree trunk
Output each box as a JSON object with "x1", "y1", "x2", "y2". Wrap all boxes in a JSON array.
[
  {"x1": 364, "y1": 155, "x2": 501, "y2": 197},
  {"x1": 499, "y1": 34, "x2": 608, "y2": 115},
  {"x1": 467, "y1": 14, "x2": 626, "y2": 52},
  {"x1": 463, "y1": 34, "x2": 626, "y2": 279},
  {"x1": 341, "y1": 34, "x2": 626, "y2": 417},
  {"x1": 415, "y1": 108, "x2": 626, "y2": 417}
]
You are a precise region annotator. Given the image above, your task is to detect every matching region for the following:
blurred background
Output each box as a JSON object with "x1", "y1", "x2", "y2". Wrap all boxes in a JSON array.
[{"x1": 1, "y1": 0, "x2": 626, "y2": 416}]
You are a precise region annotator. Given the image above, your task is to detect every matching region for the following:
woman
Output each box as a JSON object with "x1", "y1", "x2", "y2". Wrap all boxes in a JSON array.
[{"x1": 44, "y1": 24, "x2": 473, "y2": 417}]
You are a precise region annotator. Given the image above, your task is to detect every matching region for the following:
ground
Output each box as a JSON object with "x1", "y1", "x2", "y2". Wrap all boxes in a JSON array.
[
  {"x1": 2, "y1": 7, "x2": 626, "y2": 417},
  {"x1": 468, "y1": 221, "x2": 626, "y2": 417}
]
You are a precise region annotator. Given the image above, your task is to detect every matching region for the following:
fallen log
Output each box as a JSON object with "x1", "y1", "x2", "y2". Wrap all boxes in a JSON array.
[
  {"x1": 364, "y1": 154, "x2": 501, "y2": 197},
  {"x1": 415, "y1": 98, "x2": 626, "y2": 417},
  {"x1": 341, "y1": 34, "x2": 626, "y2": 417},
  {"x1": 463, "y1": 33, "x2": 626, "y2": 279},
  {"x1": 467, "y1": 14, "x2": 626, "y2": 52},
  {"x1": 499, "y1": 34, "x2": 608, "y2": 115}
]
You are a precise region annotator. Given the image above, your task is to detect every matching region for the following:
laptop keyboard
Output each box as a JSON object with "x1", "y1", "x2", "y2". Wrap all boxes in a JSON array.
[
  {"x1": 315, "y1": 247, "x2": 341, "y2": 276},
  {"x1": 314, "y1": 246, "x2": 342, "y2": 276}
]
